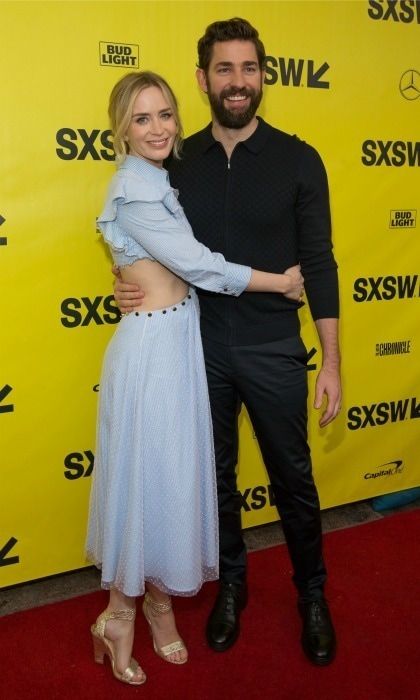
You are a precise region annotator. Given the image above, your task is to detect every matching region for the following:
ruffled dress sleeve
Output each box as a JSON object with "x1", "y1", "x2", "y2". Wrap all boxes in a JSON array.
[{"x1": 97, "y1": 167, "x2": 252, "y2": 296}]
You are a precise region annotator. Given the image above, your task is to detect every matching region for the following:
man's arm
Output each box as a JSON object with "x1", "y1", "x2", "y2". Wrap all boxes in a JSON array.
[
  {"x1": 294, "y1": 143, "x2": 341, "y2": 426},
  {"x1": 314, "y1": 317, "x2": 341, "y2": 427},
  {"x1": 112, "y1": 266, "x2": 144, "y2": 312},
  {"x1": 112, "y1": 264, "x2": 305, "y2": 311}
]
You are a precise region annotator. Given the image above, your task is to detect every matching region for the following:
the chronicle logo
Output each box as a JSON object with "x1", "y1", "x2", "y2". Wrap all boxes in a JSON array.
[
  {"x1": 100, "y1": 42, "x2": 139, "y2": 68},
  {"x1": 364, "y1": 460, "x2": 404, "y2": 480},
  {"x1": 264, "y1": 57, "x2": 329, "y2": 88},
  {"x1": 353, "y1": 275, "x2": 419, "y2": 301},
  {"x1": 347, "y1": 397, "x2": 420, "y2": 430},
  {"x1": 60, "y1": 296, "x2": 120, "y2": 327},
  {"x1": 376, "y1": 340, "x2": 411, "y2": 356},
  {"x1": 56, "y1": 128, "x2": 114, "y2": 161},
  {"x1": 367, "y1": 1, "x2": 420, "y2": 23},
  {"x1": 390, "y1": 210, "x2": 416, "y2": 228},
  {"x1": 399, "y1": 70, "x2": 420, "y2": 100},
  {"x1": 361, "y1": 140, "x2": 420, "y2": 166}
]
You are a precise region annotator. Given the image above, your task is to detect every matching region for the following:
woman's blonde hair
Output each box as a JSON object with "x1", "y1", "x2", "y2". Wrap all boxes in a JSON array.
[{"x1": 108, "y1": 71, "x2": 183, "y2": 162}]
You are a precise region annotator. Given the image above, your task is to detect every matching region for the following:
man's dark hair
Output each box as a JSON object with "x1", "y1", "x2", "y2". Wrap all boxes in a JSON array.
[{"x1": 197, "y1": 17, "x2": 266, "y2": 73}]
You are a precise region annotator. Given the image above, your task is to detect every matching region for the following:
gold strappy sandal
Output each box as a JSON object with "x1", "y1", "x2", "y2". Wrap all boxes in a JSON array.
[
  {"x1": 142, "y1": 592, "x2": 188, "y2": 664},
  {"x1": 91, "y1": 608, "x2": 146, "y2": 685}
]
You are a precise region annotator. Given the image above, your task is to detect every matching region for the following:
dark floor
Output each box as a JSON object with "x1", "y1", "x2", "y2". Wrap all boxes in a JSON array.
[{"x1": 1, "y1": 498, "x2": 419, "y2": 617}]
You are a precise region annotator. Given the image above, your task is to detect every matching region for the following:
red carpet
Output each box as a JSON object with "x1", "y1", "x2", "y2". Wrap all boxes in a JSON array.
[{"x1": 1, "y1": 510, "x2": 419, "y2": 700}]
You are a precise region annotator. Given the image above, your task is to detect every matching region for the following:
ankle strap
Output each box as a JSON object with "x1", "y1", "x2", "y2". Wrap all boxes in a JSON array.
[
  {"x1": 94, "y1": 607, "x2": 136, "y2": 636},
  {"x1": 105, "y1": 608, "x2": 136, "y2": 622},
  {"x1": 144, "y1": 592, "x2": 172, "y2": 616}
]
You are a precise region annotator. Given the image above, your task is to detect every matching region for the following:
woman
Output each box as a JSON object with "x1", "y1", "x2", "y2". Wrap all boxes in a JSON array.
[{"x1": 86, "y1": 71, "x2": 303, "y2": 686}]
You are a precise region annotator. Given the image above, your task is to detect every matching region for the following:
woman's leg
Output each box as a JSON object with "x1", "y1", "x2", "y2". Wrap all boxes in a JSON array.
[
  {"x1": 143, "y1": 583, "x2": 188, "y2": 664},
  {"x1": 99, "y1": 588, "x2": 146, "y2": 683}
]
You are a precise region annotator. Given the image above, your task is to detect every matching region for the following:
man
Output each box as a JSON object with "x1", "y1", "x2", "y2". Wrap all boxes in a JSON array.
[{"x1": 114, "y1": 18, "x2": 341, "y2": 665}]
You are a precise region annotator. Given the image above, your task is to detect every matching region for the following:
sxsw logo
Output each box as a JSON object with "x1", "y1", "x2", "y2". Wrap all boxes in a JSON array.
[
  {"x1": 64, "y1": 451, "x2": 94, "y2": 480},
  {"x1": 264, "y1": 57, "x2": 329, "y2": 88},
  {"x1": 60, "y1": 295, "x2": 120, "y2": 327},
  {"x1": 361, "y1": 140, "x2": 420, "y2": 166},
  {"x1": 390, "y1": 210, "x2": 416, "y2": 228},
  {"x1": 367, "y1": 1, "x2": 420, "y2": 23},
  {"x1": 364, "y1": 460, "x2": 404, "y2": 479},
  {"x1": 239, "y1": 484, "x2": 276, "y2": 511},
  {"x1": 100, "y1": 42, "x2": 139, "y2": 67},
  {"x1": 0, "y1": 384, "x2": 14, "y2": 414},
  {"x1": 353, "y1": 275, "x2": 419, "y2": 301},
  {"x1": 56, "y1": 128, "x2": 114, "y2": 161},
  {"x1": 347, "y1": 397, "x2": 420, "y2": 430}
]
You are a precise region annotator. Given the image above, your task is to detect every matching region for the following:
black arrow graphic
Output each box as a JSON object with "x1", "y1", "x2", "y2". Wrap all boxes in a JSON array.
[
  {"x1": 410, "y1": 397, "x2": 420, "y2": 419},
  {"x1": 0, "y1": 384, "x2": 14, "y2": 413},
  {"x1": 0, "y1": 215, "x2": 6, "y2": 246},
  {"x1": 0, "y1": 537, "x2": 19, "y2": 567},
  {"x1": 307, "y1": 61, "x2": 330, "y2": 89},
  {"x1": 307, "y1": 347, "x2": 317, "y2": 372}
]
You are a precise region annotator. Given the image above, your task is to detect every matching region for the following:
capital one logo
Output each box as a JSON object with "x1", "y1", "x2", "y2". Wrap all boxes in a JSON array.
[
  {"x1": 399, "y1": 69, "x2": 420, "y2": 100},
  {"x1": 56, "y1": 128, "x2": 114, "y2": 161},
  {"x1": 364, "y1": 460, "x2": 404, "y2": 479}
]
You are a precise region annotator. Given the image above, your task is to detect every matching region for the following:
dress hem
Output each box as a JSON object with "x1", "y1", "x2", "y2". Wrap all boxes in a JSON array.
[{"x1": 89, "y1": 559, "x2": 219, "y2": 598}]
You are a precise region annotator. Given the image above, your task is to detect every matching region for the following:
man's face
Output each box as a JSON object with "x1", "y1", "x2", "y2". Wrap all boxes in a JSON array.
[{"x1": 197, "y1": 40, "x2": 264, "y2": 129}]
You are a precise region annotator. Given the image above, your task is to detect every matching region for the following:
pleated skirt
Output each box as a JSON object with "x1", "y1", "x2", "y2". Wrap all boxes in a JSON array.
[{"x1": 86, "y1": 289, "x2": 219, "y2": 597}]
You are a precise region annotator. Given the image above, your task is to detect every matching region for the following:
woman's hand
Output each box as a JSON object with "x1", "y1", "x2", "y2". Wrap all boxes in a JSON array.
[{"x1": 283, "y1": 264, "x2": 304, "y2": 301}]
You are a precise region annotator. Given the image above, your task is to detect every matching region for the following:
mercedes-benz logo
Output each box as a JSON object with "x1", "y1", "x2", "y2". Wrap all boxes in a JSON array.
[{"x1": 399, "y1": 69, "x2": 420, "y2": 100}]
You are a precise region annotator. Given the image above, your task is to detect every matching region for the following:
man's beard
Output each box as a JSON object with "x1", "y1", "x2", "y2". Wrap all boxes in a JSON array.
[{"x1": 207, "y1": 85, "x2": 263, "y2": 129}]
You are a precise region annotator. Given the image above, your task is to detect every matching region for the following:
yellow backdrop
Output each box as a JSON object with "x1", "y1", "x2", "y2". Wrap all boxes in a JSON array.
[{"x1": 1, "y1": 1, "x2": 419, "y2": 587}]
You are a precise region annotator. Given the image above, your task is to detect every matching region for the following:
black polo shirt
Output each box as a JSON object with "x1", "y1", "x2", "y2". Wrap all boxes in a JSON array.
[{"x1": 168, "y1": 118, "x2": 339, "y2": 346}]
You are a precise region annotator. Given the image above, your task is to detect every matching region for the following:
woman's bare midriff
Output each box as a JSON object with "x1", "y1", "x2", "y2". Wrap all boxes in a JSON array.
[{"x1": 120, "y1": 258, "x2": 189, "y2": 312}]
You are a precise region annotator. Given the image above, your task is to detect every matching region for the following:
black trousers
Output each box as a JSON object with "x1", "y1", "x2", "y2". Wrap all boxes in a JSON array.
[{"x1": 202, "y1": 334, "x2": 327, "y2": 601}]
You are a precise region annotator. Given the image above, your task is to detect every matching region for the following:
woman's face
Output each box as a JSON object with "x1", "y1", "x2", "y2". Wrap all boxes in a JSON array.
[{"x1": 125, "y1": 86, "x2": 177, "y2": 167}]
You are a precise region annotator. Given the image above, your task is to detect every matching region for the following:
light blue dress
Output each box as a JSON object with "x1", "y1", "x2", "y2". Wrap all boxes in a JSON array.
[{"x1": 86, "y1": 156, "x2": 251, "y2": 597}]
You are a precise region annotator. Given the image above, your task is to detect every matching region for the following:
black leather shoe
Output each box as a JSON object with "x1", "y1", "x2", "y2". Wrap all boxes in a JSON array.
[
  {"x1": 206, "y1": 583, "x2": 248, "y2": 652},
  {"x1": 298, "y1": 598, "x2": 336, "y2": 666}
]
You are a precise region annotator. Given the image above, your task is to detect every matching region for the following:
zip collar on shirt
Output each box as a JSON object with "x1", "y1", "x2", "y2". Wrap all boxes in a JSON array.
[{"x1": 196, "y1": 116, "x2": 272, "y2": 156}]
